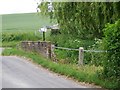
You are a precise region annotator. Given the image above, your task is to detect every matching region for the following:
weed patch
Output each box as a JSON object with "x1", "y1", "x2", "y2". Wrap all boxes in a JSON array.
[{"x1": 2, "y1": 48, "x2": 118, "y2": 89}]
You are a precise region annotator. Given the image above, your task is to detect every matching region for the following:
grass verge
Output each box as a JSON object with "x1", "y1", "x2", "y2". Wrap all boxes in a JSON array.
[
  {"x1": 1, "y1": 41, "x2": 19, "y2": 47},
  {"x1": 2, "y1": 48, "x2": 118, "y2": 89}
]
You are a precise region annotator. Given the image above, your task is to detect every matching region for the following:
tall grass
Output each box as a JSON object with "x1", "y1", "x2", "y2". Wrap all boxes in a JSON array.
[
  {"x1": 2, "y1": 32, "x2": 41, "y2": 47},
  {"x1": 1, "y1": 13, "x2": 53, "y2": 47},
  {"x1": 2, "y1": 32, "x2": 41, "y2": 42},
  {"x1": 2, "y1": 30, "x2": 51, "y2": 47},
  {"x1": 2, "y1": 48, "x2": 118, "y2": 89}
]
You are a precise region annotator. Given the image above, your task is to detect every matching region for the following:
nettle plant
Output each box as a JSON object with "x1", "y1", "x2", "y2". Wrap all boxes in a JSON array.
[
  {"x1": 102, "y1": 19, "x2": 120, "y2": 87},
  {"x1": 86, "y1": 38, "x2": 105, "y2": 66}
]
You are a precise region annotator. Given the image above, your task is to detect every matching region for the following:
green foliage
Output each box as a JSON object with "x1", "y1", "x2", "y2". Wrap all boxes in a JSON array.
[
  {"x1": 39, "y1": 2, "x2": 120, "y2": 68},
  {"x1": 102, "y1": 19, "x2": 120, "y2": 89},
  {"x1": 50, "y1": 34, "x2": 96, "y2": 64},
  {"x1": 54, "y1": 49, "x2": 78, "y2": 64},
  {"x1": 1, "y1": 13, "x2": 53, "y2": 47},
  {"x1": 84, "y1": 38, "x2": 107, "y2": 66},
  {"x1": 40, "y1": 2, "x2": 120, "y2": 39},
  {"x1": 50, "y1": 34, "x2": 107, "y2": 66},
  {"x1": 2, "y1": 48, "x2": 118, "y2": 89},
  {"x1": 2, "y1": 32, "x2": 42, "y2": 47},
  {"x1": 2, "y1": 32, "x2": 41, "y2": 42},
  {"x1": 2, "y1": 41, "x2": 19, "y2": 47},
  {"x1": 50, "y1": 34, "x2": 94, "y2": 48}
]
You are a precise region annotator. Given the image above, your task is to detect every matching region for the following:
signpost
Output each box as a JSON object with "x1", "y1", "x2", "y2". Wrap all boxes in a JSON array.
[
  {"x1": 43, "y1": 31, "x2": 45, "y2": 41},
  {"x1": 39, "y1": 27, "x2": 47, "y2": 41}
]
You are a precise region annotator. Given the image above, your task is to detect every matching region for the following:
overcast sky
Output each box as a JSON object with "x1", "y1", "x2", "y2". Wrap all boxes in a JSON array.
[{"x1": 0, "y1": 0, "x2": 40, "y2": 15}]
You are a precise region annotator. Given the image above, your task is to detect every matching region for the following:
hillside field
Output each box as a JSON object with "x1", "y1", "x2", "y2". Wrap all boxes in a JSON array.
[
  {"x1": 1, "y1": 13, "x2": 54, "y2": 46},
  {"x1": 1, "y1": 13, "x2": 52, "y2": 33}
]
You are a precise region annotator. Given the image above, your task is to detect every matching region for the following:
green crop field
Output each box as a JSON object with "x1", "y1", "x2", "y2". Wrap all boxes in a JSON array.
[
  {"x1": 1, "y1": 13, "x2": 53, "y2": 33},
  {"x1": 1, "y1": 13, "x2": 55, "y2": 47}
]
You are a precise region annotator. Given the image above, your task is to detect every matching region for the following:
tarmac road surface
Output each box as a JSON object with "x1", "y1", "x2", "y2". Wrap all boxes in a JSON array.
[{"x1": 2, "y1": 55, "x2": 89, "y2": 88}]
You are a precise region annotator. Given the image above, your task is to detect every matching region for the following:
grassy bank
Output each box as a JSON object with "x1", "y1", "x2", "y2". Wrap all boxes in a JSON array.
[
  {"x1": 1, "y1": 32, "x2": 41, "y2": 47},
  {"x1": 1, "y1": 30, "x2": 51, "y2": 47},
  {"x1": 2, "y1": 48, "x2": 118, "y2": 89}
]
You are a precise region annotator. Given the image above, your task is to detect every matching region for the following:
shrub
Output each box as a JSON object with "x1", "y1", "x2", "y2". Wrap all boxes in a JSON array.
[
  {"x1": 2, "y1": 32, "x2": 41, "y2": 42},
  {"x1": 102, "y1": 19, "x2": 120, "y2": 89},
  {"x1": 84, "y1": 38, "x2": 107, "y2": 66},
  {"x1": 50, "y1": 34, "x2": 95, "y2": 64}
]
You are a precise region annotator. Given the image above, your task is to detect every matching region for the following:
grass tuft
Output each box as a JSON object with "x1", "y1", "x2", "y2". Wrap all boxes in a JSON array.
[{"x1": 2, "y1": 48, "x2": 118, "y2": 89}]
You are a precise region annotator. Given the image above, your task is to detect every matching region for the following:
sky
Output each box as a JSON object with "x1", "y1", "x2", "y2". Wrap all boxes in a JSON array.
[
  {"x1": 0, "y1": 0, "x2": 41, "y2": 15},
  {"x1": 0, "y1": 0, "x2": 118, "y2": 15}
]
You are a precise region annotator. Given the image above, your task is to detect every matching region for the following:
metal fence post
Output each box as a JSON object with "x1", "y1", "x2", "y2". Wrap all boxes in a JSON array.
[{"x1": 78, "y1": 47, "x2": 84, "y2": 65}]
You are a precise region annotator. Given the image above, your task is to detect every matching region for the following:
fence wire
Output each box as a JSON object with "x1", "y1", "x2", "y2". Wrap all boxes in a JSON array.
[
  {"x1": 54, "y1": 46, "x2": 107, "y2": 53},
  {"x1": 52, "y1": 45, "x2": 108, "y2": 65},
  {"x1": 54, "y1": 46, "x2": 79, "y2": 51}
]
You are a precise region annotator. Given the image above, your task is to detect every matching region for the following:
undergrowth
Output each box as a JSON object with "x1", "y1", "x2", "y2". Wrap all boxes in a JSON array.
[{"x1": 2, "y1": 48, "x2": 118, "y2": 89}]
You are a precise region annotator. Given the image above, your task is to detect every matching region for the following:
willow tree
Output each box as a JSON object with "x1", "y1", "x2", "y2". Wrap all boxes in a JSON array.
[{"x1": 39, "y1": 2, "x2": 120, "y2": 39}]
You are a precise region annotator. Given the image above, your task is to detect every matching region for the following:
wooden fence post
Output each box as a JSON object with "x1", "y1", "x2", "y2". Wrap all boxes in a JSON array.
[
  {"x1": 78, "y1": 47, "x2": 84, "y2": 65},
  {"x1": 51, "y1": 44, "x2": 55, "y2": 59},
  {"x1": 45, "y1": 42, "x2": 51, "y2": 59}
]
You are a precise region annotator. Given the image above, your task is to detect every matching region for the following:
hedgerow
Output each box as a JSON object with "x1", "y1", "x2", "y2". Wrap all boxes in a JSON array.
[{"x1": 102, "y1": 19, "x2": 120, "y2": 89}]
